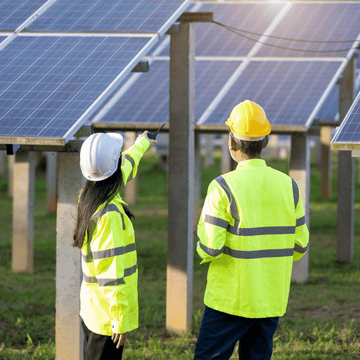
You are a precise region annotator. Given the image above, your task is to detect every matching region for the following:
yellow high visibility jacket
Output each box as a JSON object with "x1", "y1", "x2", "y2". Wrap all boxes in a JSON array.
[
  {"x1": 80, "y1": 136, "x2": 150, "y2": 336},
  {"x1": 197, "y1": 159, "x2": 309, "y2": 318}
]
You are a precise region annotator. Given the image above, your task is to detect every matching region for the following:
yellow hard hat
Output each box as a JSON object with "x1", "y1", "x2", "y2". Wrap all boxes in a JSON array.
[{"x1": 225, "y1": 100, "x2": 271, "y2": 140}]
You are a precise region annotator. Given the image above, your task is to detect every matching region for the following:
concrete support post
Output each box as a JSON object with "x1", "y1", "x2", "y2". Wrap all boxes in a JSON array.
[
  {"x1": 12, "y1": 151, "x2": 35, "y2": 273},
  {"x1": 320, "y1": 127, "x2": 332, "y2": 199},
  {"x1": 8, "y1": 155, "x2": 14, "y2": 198},
  {"x1": 56, "y1": 153, "x2": 84, "y2": 360},
  {"x1": 269, "y1": 135, "x2": 279, "y2": 159},
  {"x1": 0, "y1": 151, "x2": 6, "y2": 177},
  {"x1": 45, "y1": 152, "x2": 58, "y2": 214},
  {"x1": 204, "y1": 134, "x2": 214, "y2": 168},
  {"x1": 221, "y1": 134, "x2": 232, "y2": 174},
  {"x1": 167, "y1": 21, "x2": 195, "y2": 334},
  {"x1": 314, "y1": 135, "x2": 321, "y2": 167},
  {"x1": 194, "y1": 133, "x2": 202, "y2": 232},
  {"x1": 289, "y1": 133, "x2": 310, "y2": 283},
  {"x1": 124, "y1": 132, "x2": 138, "y2": 204},
  {"x1": 337, "y1": 56, "x2": 356, "y2": 263}
]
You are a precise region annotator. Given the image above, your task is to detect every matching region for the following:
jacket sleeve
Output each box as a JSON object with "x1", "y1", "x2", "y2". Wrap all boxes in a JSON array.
[
  {"x1": 121, "y1": 136, "x2": 150, "y2": 188},
  {"x1": 197, "y1": 180, "x2": 231, "y2": 264},
  {"x1": 91, "y1": 212, "x2": 130, "y2": 334},
  {"x1": 292, "y1": 179, "x2": 309, "y2": 261}
]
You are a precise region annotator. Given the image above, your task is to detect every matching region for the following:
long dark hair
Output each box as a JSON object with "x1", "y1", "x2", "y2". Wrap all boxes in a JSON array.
[{"x1": 72, "y1": 157, "x2": 134, "y2": 249}]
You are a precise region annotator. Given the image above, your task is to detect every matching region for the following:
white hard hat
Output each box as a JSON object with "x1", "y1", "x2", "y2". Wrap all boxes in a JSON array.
[{"x1": 80, "y1": 133, "x2": 124, "y2": 181}]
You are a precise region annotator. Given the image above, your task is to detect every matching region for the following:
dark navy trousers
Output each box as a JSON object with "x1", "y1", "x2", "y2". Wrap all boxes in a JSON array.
[
  {"x1": 194, "y1": 306, "x2": 279, "y2": 360},
  {"x1": 81, "y1": 319, "x2": 124, "y2": 360}
]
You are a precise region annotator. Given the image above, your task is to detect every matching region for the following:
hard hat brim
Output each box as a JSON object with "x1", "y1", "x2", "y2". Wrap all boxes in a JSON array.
[{"x1": 231, "y1": 133, "x2": 267, "y2": 141}]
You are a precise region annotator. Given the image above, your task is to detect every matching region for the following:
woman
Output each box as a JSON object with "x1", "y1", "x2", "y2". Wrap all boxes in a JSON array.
[{"x1": 73, "y1": 131, "x2": 156, "y2": 360}]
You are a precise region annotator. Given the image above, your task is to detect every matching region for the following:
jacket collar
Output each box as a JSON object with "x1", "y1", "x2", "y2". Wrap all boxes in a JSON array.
[
  {"x1": 236, "y1": 158, "x2": 267, "y2": 169},
  {"x1": 113, "y1": 192, "x2": 128, "y2": 205}
]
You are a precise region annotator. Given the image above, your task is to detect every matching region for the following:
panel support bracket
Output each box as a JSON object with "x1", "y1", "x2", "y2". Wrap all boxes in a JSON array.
[
  {"x1": 131, "y1": 60, "x2": 150, "y2": 73},
  {"x1": 74, "y1": 123, "x2": 94, "y2": 138},
  {"x1": 6, "y1": 144, "x2": 21, "y2": 155},
  {"x1": 177, "y1": 12, "x2": 213, "y2": 23}
]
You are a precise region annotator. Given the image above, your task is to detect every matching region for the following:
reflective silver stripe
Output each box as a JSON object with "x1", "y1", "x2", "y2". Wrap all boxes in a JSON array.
[
  {"x1": 91, "y1": 243, "x2": 136, "y2": 261},
  {"x1": 120, "y1": 212, "x2": 126, "y2": 230},
  {"x1": 124, "y1": 154, "x2": 135, "y2": 181},
  {"x1": 91, "y1": 204, "x2": 124, "y2": 224},
  {"x1": 204, "y1": 212, "x2": 296, "y2": 235},
  {"x1": 292, "y1": 178, "x2": 299, "y2": 209},
  {"x1": 296, "y1": 216, "x2": 306, "y2": 227},
  {"x1": 199, "y1": 241, "x2": 294, "y2": 259},
  {"x1": 228, "y1": 225, "x2": 295, "y2": 236},
  {"x1": 83, "y1": 273, "x2": 97, "y2": 284},
  {"x1": 83, "y1": 263, "x2": 138, "y2": 286},
  {"x1": 98, "y1": 278, "x2": 126, "y2": 286},
  {"x1": 215, "y1": 176, "x2": 240, "y2": 227},
  {"x1": 83, "y1": 243, "x2": 136, "y2": 263},
  {"x1": 198, "y1": 241, "x2": 224, "y2": 257},
  {"x1": 124, "y1": 263, "x2": 138, "y2": 277},
  {"x1": 204, "y1": 214, "x2": 229, "y2": 229},
  {"x1": 224, "y1": 246, "x2": 294, "y2": 259},
  {"x1": 294, "y1": 243, "x2": 308, "y2": 254}
]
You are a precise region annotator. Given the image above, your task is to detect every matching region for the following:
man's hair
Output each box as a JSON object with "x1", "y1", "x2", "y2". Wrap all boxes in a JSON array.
[{"x1": 229, "y1": 132, "x2": 268, "y2": 157}]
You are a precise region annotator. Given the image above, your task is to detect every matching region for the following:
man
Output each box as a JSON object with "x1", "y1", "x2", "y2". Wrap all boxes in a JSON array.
[{"x1": 194, "y1": 100, "x2": 309, "y2": 360}]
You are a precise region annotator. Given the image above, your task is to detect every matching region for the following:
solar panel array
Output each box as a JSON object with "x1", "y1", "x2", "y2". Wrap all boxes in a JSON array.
[
  {"x1": 0, "y1": 35, "x2": 155, "y2": 139},
  {"x1": 204, "y1": 61, "x2": 342, "y2": 128},
  {"x1": 2, "y1": 1, "x2": 360, "y2": 144},
  {"x1": 0, "y1": 0, "x2": 192, "y2": 145},
  {"x1": 92, "y1": 1, "x2": 360, "y2": 132}
]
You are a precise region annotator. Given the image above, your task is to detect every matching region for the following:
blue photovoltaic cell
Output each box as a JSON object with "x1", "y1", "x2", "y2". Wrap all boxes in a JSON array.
[
  {"x1": 91, "y1": 60, "x2": 241, "y2": 124},
  {"x1": 332, "y1": 91, "x2": 360, "y2": 143},
  {"x1": 28, "y1": 0, "x2": 191, "y2": 34},
  {"x1": 159, "y1": 2, "x2": 285, "y2": 57},
  {"x1": 204, "y1": 61, "x2": 342, "y2": 127},
  {"x1": 256, "y1": 3, "x2": 360, "y2": 57},
  {"x1": 0, "y1": 0, "x2": 47, "y2": 31},
  {"x1": 0, "y1": 35, "x2": 155, "y2": 138}
]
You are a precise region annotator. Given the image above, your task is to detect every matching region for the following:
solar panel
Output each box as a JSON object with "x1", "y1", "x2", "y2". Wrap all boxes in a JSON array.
[
  {"x1": 315, "y1": 57, "x2": 360, "y2": 122},
  {"x1": 0, "y1": 34, "x2": 157, "y2": 144},
  {"x1": 27, "y1": 0, "x2": 191, "y2": 35},
  {"x1": 256, "y1": 3, "x2": 360, "y2": 57},
  {"x1": 0, "y1": 0, "x2": 47, "y2": 31},
  {"x1": 203, "y1": 60, "x2": 342, "y2": 130},
  {"x1": 90, "y1": 59, "x2": 241, "y2": 124},
  {"x1": 331, "y1": 91, "x2": 360, "y2": 147},
  {"x1": 159, "y1": 2, "x2": 285, "y2": 56}
]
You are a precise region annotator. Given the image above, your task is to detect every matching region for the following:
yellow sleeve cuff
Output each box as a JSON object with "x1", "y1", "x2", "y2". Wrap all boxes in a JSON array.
[{"x1": 111, "y1": 316, "x2": 129, "y2": 334}]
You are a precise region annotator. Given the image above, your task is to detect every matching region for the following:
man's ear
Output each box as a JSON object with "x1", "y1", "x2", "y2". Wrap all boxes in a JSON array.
[{"x1": 229, "y1": 134, "x2": 238, "y2": 151}]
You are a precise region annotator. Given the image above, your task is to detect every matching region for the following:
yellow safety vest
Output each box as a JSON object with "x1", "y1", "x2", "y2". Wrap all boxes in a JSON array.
[
  {"x1": 80, "y1": 137, "x2": 149, "y2": 336},
  {"x1": 197, "y1": 159, "x2": 309, "y2": 318}
]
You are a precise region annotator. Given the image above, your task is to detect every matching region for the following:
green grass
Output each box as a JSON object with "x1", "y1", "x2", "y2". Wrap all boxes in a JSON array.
[{"x1": 0, "y1": 150, "x2": 359, "y2": 359}]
